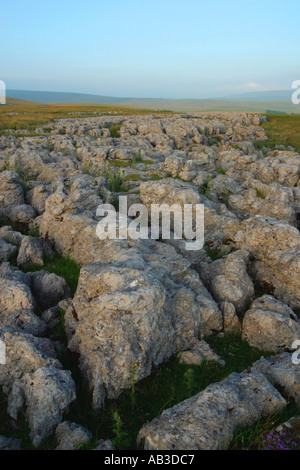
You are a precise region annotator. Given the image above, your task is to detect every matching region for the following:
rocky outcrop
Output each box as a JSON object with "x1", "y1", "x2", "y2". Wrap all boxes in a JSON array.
[
  {"x1": 0, "y1": 328, "x2": 76, "y2": 447},
  {"x1": 251, "y1": 353, "x2": 300, "y2": 407},
  {"x1": 17, "y1": 236, "x2": 53, "y2": 270},
  {"x1": 178, "y1": 340, "x2": 225, "y2": 366},
  {"x1": 0, "y1": 271, "x2": 47, "y2": 336},
  {"x1": 0, "y1": 239, "x2": 17, "y2": 263},
  {"x1": 242, "y1": 295, "x2": 300, "y2": 352},
  {"x1": 198, "y1": 251, "x2": 254, "y2": 315},
  {"x1": 30, "y1": 271, "x2": 71, "y2": 310},
  {"x1": 137, "y1": 372, "x2": 286, "y2": 450},
  {"x1": 226, "y1": 216, "x2": 300, "y2": 309},
  {"x1": 65, "y1": 240, "x2": 222, "y2": 409},
  {"x1": 55, "y1": 421, "x2": 92, "y2": 450},
  {"x1": 0, "y1": 435, "x2": 22, "y2": 450},
  {"x1": 1, "y1": 111, "x2": 299, "y2": 450},
  {"x1": 0, "y1": 171, "x2": 24, "y2": 215}
]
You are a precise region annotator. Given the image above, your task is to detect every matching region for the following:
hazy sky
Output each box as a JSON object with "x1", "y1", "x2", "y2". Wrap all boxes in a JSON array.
[{"x1": 1, "y1": 0, "x2": 299, "y2": 98}]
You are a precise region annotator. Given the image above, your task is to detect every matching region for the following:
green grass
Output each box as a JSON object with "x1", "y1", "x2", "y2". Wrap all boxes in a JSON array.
[
  {"x1": 132, "y1": 149, "x2": 143, "y2": 164},
  {"x1": 200, "y1": 176, "x2": 212, "y2": 199},
  {"x1": 64, "y1": 333, "x2": 275, "y2": 450},
  {"x1": 229, "y1": 402, "x2": 300, "y2": 450},
  {"x1": 0, "y1": 331, "x2": 293, "y2": 450},
  {"x1": 83, "y1": 163, "x2": 102, "y2": 178},
  {"x1": 255, "y1": 188, "x2": 266, "y2": 199},
  {"x1": 148, "y1": 174, "x2": 164, "y2": 181},
  {"x1": 108, "y1": 159, "x2": 154, "y2": 170},
  {"x1": 109, "y1": 125, "x2": 122, "y2": 138},
  {"x1": 109, "y1": 160, "x2": 133, "y2": 168},
  {"x1": 124, "y1": 174, "x2": 147, "y2": 182},
  {"x1": 0, "y1": 98, "x2": 175, "y2": 135},
  {"x1": 254, "y1": 114, "x2": 300, "y2": 154},
  {"x1": 24, "y1": 254, "x2": 80, "y2": 297},
  {"x1": 205, "y1": 244, "x2": 231, "y2": 261},
  {"x1": 103, "y1": 166, "x2": 129, "y2": 193}
]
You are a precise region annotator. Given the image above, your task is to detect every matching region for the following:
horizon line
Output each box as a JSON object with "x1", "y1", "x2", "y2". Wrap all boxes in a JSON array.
[{"x1": 5, "y1": 87, "x2": 292, "y2": 102}]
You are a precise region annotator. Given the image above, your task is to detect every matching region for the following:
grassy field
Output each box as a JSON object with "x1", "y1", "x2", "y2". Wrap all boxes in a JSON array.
[
  {"x1": 0, "y1": 98, "x2": 174, "y2": 134},
  {"x1": 255, "y1": 114, "x2": 300, "y2": 153},
  {"x1": 1, "y1": 100, "x2": 300, "y2": 151},
  {"x1": 6, "y1": 89, "x2": 300, "y2": 113}
]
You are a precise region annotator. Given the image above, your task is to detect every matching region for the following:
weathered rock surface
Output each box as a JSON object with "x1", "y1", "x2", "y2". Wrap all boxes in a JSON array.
[
  {"x1": 226, "y1": 216, "x2": 300, "y2": 309},
  {"x1": 25, "y1": 183, "x2": 51, "y2": 215},
  {"x1": 242, "y1": 295, "x2": 300, "y2": 352},
  {"x1": 8, "y1": 366, "x2": 76, "y2": 447},
  {"x1": 30, "y1": 271, "x2": 71, "y2": 310},
  {"x1": 55, "y1": 421, "x2": 92, "y2": 450},
  {"x1": 65, "y1": 245, "x2": 222, "y2": 409},
  {"x1": 137, "y1": 372, "x2": 286, "y2": 450},
  {"x1": 17, "y1": 236, "x2": 53, "y2": 269},
  {"x1": 94, "y1": 439, "x2": 115, "y2": 450},
  {"x1": 0, "y1": 435, "x2": 22, "y2": 450},
  {"x1": 179, "y1": 340, "x2": 225, "y2": 366},
  {"x1": 140, "y1": 178, "x2": 238, "y2": 245},
  {"x1": 220, "y1": 301, "x2": 241, "y2": 334},
  {"x1": 198, "y1": 251, "x2": 254, "y2": 315},
  {"x1": 1, "y1": 112, "x2": 299, "y2": 449},
  {"x1": 0, "y1": 225, "x2": 24, "y2": 246},
  {"x1": 251, "y1": 353, "x2": 300, "y2": 407},
  {"x1": 0, "y1": 328, "x2": 76, "y2": 447},
  {"x1": 0, "y1": 238, "x2": 17, "y2": 263},
  {"x1": 0, "y1": 171, "x2": 24, "y2": 213},
  {"x1": 0, "y1": 273, "x2": 47, "y2": 336},
  {"x1": 8, "y1": 204, "x2": 37, "y2": 224}
]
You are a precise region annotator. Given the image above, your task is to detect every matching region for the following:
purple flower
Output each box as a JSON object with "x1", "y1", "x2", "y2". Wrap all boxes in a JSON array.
[{"x1": 262, "y1": 431, "x2": 297, "y2": 450}]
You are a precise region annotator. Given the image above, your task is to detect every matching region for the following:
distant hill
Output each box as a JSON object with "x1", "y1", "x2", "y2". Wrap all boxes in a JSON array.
[
  {"x1": 6, "y1": 89, "x2": 300, "y2": 114},
  {"x1": 6, "y1": 90, "x2": 129, "y2": 105},
  {"x1": 226, "y1": 90, "x2": 293, "y2": 101},
  {"x1": 5, "y1": 96, "x2": 41, "y2": 106}
]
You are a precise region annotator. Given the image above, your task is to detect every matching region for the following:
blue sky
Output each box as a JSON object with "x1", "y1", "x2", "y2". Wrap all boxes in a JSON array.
[{"x1": 1, "y1": 0, "x2": 299, "y2": 98}]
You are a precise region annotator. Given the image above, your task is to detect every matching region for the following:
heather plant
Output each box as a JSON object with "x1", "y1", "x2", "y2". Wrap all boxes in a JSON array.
[{"x1": 262, "y1": 431, "x2": 298, "y2": 450}]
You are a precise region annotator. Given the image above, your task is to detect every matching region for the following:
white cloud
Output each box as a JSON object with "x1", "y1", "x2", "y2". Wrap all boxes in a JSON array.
[{"x1": 238, "y1": 82, "x2": 262, "y2": 90}]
